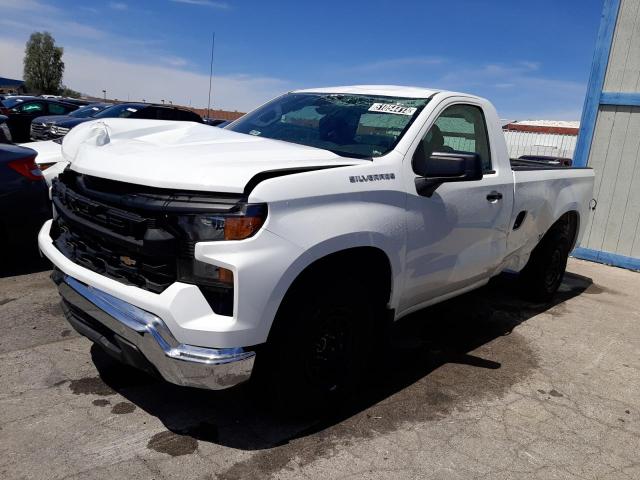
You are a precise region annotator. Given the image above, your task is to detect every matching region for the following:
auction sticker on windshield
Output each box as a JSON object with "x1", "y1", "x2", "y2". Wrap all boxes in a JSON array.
[{"x1": 368, "y1": 103, "x2": 417, "y2": 116}]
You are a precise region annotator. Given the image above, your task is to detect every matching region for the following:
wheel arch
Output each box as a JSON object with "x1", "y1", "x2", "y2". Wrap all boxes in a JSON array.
[
  {"x1": 548, "y1": 209, "x2": 580, "y2": 250},
  {"x1": 264, "y1": 239, "x2": 397, "y2": 342}
]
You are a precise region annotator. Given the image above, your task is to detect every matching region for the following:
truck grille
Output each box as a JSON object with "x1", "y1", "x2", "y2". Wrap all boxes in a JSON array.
[
  {"x1": 50, "y1": 171, "x2": 244, "y2": 294},
  {"x1": 52, "y1": 183, "x2": 178, "y2": 293}
]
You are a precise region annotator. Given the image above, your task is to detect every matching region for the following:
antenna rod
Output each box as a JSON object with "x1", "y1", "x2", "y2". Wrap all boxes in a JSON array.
[{"x1": 206, "y1": 31, "x2": 215, "y2": 119}]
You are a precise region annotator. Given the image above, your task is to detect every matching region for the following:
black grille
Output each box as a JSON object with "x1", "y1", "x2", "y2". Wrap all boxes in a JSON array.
[
  {"x1": 30, "y1": 122, "x2": 50, "y2": 138},
  {"x1": 51, "y1": 171, "x2": 244, "y2": 294}
]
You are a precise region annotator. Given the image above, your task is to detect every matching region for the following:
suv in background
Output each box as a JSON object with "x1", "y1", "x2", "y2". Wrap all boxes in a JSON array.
[
  {"x1": 31, "y1": 103, "x2": 112, "y2": 141},
  {"x1": 36, "y1": 102, "x2": 203, "y2": 140},
  {"x1": 0, "y1": 97, "x2": 79, "y2": 143},
  {"x1": 0, "y1": 115, "x2": 11, "y2": 143}
]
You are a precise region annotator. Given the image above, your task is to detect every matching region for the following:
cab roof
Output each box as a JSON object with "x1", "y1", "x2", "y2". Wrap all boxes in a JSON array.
[{"x1": 292, "y1": 85, "x2": 441, "y2": 99}]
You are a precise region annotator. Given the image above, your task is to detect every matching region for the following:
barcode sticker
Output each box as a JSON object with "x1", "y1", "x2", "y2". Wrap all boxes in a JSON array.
[{"x1": 368, "y1": 103, "x2": 417, "y2": 116}]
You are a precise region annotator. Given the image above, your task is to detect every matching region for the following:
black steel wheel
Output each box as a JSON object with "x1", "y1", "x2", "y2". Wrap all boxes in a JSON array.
[
  {"x1": 254, "y1": 276, "x2": 377, "y2": 416},
  {"x1": 521, "y1": 229, "x2": 570, "y2": 302}
]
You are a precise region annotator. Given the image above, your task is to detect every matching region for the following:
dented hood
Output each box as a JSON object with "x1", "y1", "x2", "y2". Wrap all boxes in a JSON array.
[{"x1": 61, "y1": 118, "x2": 360, "y2": 193}]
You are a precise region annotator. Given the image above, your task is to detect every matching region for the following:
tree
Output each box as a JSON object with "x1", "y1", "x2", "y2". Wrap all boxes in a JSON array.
[
  {"x1": 60, "y1": 85, "x2": 82, "y2": 98},
  {"x1": 23, "y1": 32, "x2": 65, "y2": 94}
]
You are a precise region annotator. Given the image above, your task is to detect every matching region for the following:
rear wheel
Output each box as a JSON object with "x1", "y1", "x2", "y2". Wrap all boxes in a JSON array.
[
  {"x1": 520, "y1": 227, "x2": 571, "y2": 302},
  {"x1": 254, "y1": 277, "x2": 378, "y2": 416}
]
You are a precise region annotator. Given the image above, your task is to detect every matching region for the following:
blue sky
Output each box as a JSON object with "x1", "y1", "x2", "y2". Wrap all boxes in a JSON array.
[{"x1": 0, "y1": 0, "x2": 604, "y2": 119}]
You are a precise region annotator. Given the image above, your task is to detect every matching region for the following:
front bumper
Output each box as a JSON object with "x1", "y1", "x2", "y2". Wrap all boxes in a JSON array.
[{"x1": 55, "y1": 272, "x2": 255, "y2": 390}]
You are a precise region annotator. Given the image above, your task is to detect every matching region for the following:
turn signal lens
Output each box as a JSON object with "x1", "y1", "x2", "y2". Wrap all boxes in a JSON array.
[
  {"x1": 224, "y1": 216, "x2": 265, "y2": 240},
  {"x1": 218, "y1": 267, "x2": 234, "y2": 285}
]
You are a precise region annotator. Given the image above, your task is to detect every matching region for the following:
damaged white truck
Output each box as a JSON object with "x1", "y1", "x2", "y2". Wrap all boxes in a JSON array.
[{"x1": 38, "y1": 86, "x2": 594, "y2": 409}]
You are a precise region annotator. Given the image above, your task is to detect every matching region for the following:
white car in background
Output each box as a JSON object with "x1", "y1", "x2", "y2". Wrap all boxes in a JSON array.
[{"x1": 19, "y1": 139, "x2": 66, "y2": 187}]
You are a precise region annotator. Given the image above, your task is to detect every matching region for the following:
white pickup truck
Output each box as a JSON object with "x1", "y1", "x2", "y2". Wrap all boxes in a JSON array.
[{"x1": 38, "y1": 85, "x2": 594, "y2": 409}]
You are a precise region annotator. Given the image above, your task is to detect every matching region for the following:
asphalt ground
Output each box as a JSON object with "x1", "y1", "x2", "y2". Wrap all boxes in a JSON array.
[{"x1": 0, "y1": 257, "x2": 638, "y2": 479}]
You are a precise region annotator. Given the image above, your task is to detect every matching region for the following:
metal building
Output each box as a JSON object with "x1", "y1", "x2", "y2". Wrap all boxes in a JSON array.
[{"x1": 573, "y1": 0, "x2": 640, "y2": 270}]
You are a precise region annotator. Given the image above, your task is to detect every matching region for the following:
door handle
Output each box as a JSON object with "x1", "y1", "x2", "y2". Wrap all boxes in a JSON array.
[{"x1": 487, "y1": 191, "x2": 503, "y2": 202}]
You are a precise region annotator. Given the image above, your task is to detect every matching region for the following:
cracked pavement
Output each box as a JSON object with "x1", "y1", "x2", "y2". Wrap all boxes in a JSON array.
[{"x1": 0, "y1": 258, "x2": 638, "y2": 479}]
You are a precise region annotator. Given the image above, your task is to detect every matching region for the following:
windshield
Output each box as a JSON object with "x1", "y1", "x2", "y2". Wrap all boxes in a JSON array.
[
  {"x1": 93, "y1": 104, "x2": 142, "y2": 119},
  {"x1": 227, "y1": 93, "x2": 429, "y2": 158},
  {"x1": 69, "y1": 104, "x2": 107, "y2": 118},
  {"x1": 2, "y1": 97, "x2": 36, "y2": 108}
]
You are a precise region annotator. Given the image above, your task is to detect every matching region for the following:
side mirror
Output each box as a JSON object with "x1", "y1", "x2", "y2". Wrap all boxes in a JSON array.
[{"x1": 413, "y1": 151, "x2": 483, "y2": 197}]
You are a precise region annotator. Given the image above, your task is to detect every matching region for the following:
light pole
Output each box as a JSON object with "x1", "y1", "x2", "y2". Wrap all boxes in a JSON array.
[{"x1": 102, "y1": 89, "x2": 106, "y2": 101}]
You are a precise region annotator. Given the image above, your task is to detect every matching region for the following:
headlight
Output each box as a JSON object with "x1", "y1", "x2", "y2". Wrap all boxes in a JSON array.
[
  {"x1": 175, "y1": 203, "x2": 267, "y2": 294},
  {"x1": 176, "y1": 203, "x2": 267, "y2": 242}
]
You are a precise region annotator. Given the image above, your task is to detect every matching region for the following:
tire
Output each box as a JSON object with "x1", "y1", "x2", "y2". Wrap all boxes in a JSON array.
[
  {"x1": 520, "y1": 227, "x2": 570, "y2": 302},
  {"x1": 253, "y1": 276, "x2": 378, "y2": 416}
]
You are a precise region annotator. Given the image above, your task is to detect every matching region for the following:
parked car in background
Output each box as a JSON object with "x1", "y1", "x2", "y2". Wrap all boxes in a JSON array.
[
  {"x1": 58, "y1": 98, "x2": 92, "y2": 107},
  {"x1": 31, "y1": 102, "x2": 204, "y2": 140},
  {"x1": 0, "y1": 97, "x2": 79, "y2": 143},
  {"x1": 0, "y1": 115, "x2": 11, "y2": 143},
  {"x1": 22, "y1": 139, "x2": 68, "y2": 187},
  {"x1": 31, "y1": 103, "x2": 112, "y2": 141},
  {"x1": 0, "y1": 144, "x2": 51, "y2": 263},
  {"x1": 203, "y1": 117, "x2": 229, "y2": 126}
]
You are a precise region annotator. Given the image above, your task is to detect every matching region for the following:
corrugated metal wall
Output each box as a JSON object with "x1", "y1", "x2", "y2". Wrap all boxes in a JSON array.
[{"x1": 579, "y1": 0, "x2": 640, "y2": 264}]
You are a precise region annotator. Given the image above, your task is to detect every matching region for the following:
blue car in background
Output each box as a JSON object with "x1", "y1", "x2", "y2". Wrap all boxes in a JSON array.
[
  {"x1": 30, "y1": 103, "x2": 112, "y2": 141},
  {"x1": 0, "y1": 144, "x2": 51, "y2": 271}
]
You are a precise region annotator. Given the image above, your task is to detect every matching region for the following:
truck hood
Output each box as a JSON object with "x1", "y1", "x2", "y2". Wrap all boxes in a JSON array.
[{"x1": 62, "y1": 118, "x2": 361, "y2": 193}]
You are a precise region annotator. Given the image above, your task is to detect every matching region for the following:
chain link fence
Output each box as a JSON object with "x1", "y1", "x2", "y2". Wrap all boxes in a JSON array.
[{"x1": 503, "y1": 124, "x2": 578, "y2": 160}]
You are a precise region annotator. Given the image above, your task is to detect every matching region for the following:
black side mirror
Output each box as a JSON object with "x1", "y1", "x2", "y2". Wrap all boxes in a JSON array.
[{"x1": 413, "y1": 151, "x2": 483, "y2": 197}]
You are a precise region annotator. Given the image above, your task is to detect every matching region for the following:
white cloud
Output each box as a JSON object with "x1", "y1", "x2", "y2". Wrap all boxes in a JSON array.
[
  {"x1": 437, "y1": 62, "x2": 585, "y2": 120},
  {"x1": 170, "y1": 0, "x2": 229, "y2": 8},
  {"x1": 0, "y1": 16, "x2": 106, "y2": 40},
  {"x1": 0, "y1": 37, "x2": 289, "y2": 112},
  {"x1": 0, "y1": 0, "x2": 57, "y2": 11},
  {"x1": 162, "y1": 55, "x2": 189, "y2": 67},
  {"x1": 109, "y1": 2, "x2": 128, "y2": 10}
]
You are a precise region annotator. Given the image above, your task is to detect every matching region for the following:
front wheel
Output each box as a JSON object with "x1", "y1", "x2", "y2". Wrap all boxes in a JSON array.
[{"x1": 253, "y1": 278, "x2": 378, "y2": 416}]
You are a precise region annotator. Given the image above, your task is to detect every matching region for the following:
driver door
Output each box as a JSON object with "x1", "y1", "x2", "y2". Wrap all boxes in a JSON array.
[
  {"x1": 398, "y1": 101, "x2": 513, "y2": 314},
  {"x1": 9, "y1": 101, "x2": 46, "y2": 142}
]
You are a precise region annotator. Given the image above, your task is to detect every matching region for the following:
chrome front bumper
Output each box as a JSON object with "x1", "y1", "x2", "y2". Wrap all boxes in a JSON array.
[{"x1": 56, "y1": 273, "x2": 255, "y2": 390}]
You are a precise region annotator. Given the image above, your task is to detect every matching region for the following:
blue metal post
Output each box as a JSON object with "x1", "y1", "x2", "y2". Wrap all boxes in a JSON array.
[{"x1": 572, "y1": 0, "x2": 622, "y2": 167}]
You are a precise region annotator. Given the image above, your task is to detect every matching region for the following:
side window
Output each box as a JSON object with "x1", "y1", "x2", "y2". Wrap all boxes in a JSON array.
[
  {"x1": 179, "y1": 110, "x2": 201, "y2": 122},
  {"x1": 132, "y1": 107, "x2": 158, "y2": 119},
  {"x1": 18, "y1": 102, "x2": 45, "y2": 114},
  {"x1": 420, "y1": 104, "x2": 492, "y2": 172},
  {"x1": 156, "y1": 108, "x2": 177, "y2": 120},
  {"x1": 48, "y1": 103, "x2": 67, "y2": 115}
]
